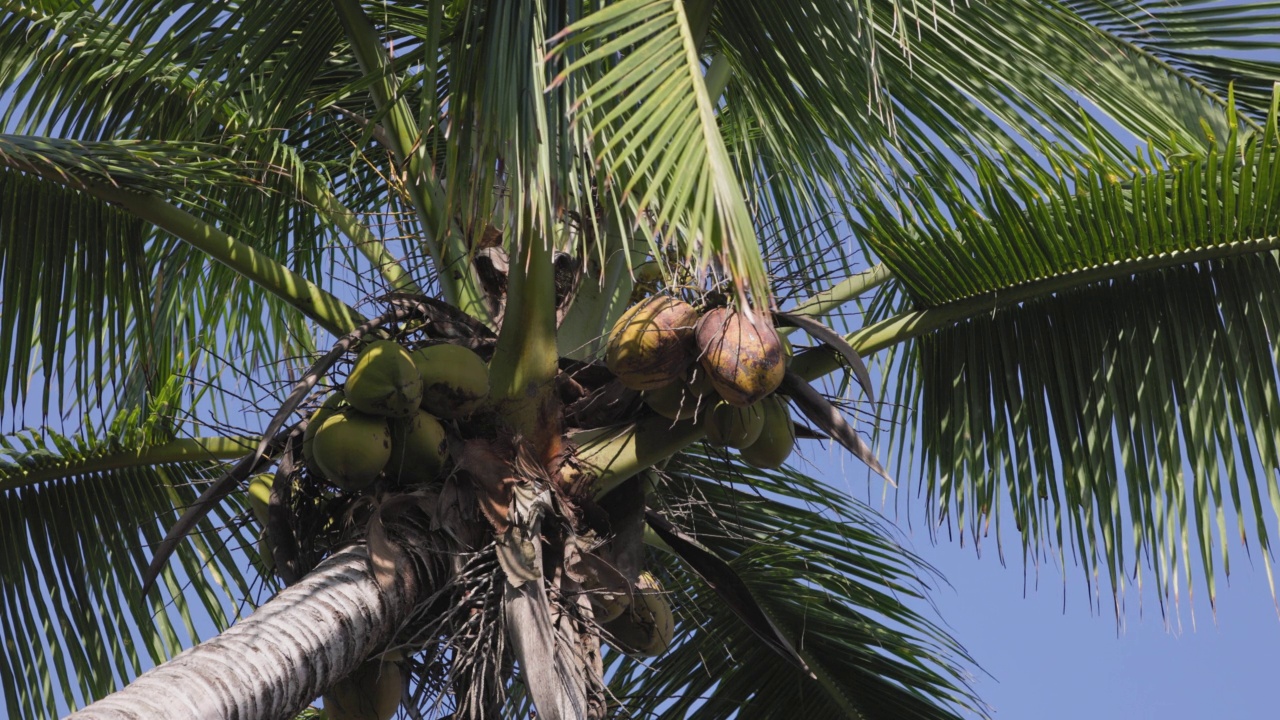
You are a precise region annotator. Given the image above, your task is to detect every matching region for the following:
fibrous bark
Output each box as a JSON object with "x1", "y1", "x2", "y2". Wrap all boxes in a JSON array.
[{"x1": 67, "y1": 545, "x2": 413, "y2": 720}]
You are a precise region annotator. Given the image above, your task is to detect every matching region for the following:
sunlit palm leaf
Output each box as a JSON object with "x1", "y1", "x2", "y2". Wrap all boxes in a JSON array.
[
  {"x1": 864, "y1": 95, "x2": 1280, "y2": 611},
  {"x1": 549, "y1": 0, "x2": 771, "y2": 307},
  {"x1": 0, "y1": 426, "x2": 258, "y2": 718},
  {"x1": 0, "y1": 137, "x2": 336, "y2": 417},
  {"x1": 1057, "y1": 0, "x2": 1280, "y2": 119},
  {"x1": 714, "y1": 0, "x2": 1280, "y2": 304}
]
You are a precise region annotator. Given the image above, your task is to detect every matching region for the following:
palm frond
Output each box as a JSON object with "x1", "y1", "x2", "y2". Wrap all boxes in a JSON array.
[
  {"x1": 683, "y1": 0, "x2": 1279, "y2": 304},
  {"x1": 0, "y1": 425, "x2": 259, "y2": 718},
  {"x1": 606, "y1": 453, "x2": 982, "y2": 719},
  {"x1": 864, "y1": 93, "x2": 1280, "y2": 612},
  {"x1": 548, "y1": 0, "x2": 771, "y2": 307},
  {"x1": 0, "y1": 168, "x2": 150, "y2": 417},
  {"x1": 1057, "y1": 0, "x2": 1280, "y2": 119}
]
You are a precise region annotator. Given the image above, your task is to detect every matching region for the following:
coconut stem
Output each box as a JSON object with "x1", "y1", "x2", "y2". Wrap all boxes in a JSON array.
[{"x1": 488, "y1": 213, "x2": 563, "y2": 459}]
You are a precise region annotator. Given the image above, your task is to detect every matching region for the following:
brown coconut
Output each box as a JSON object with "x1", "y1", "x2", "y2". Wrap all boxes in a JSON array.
[
  {"x1": 605, "y1": 296, "x2": 698, "y2": 391},
  {"x1": 695, "y1": 307, "x2": 786, "y2": 406}
]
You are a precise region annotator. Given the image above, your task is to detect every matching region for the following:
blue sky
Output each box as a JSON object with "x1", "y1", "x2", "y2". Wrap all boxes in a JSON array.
[{"x1": 920, "y1": 532, "x2": 1280, "y2": 718}]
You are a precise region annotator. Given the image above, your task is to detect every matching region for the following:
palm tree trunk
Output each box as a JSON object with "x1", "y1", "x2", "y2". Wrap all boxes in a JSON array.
[{"x1": 67, "y1": 545, "x2": 411, "y2": 720}]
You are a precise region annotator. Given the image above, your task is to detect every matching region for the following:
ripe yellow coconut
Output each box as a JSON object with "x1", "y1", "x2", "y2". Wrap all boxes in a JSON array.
[
  {"x1": 605, "y1": 296, "x2": 698, "y2": 391},
  {"x1": 739, "y1": 396, "x2": 796, "y2": 469},
  {"x1": 310, "y1": 408, "x2": 392, "y2": 491},
  {"x1": 410, "y1": 343, "x2": 490, "y2": 419},
  {"x1": 386, "y1": 409, "x2": 448, "y2": 484},
  {"x1": 324, "y1": 660, "x2": 402, "y2": 720},
  {"x1": 695, "y1": 307, "x2": 785, "y2": 406},
  {"x1": 703, "y1": 400, "x2": 765, "y2": 449},
  {"x1": 603, "y1": 572, "x2": 675, "y2": 658},
  {"x1": 345, "y1": 340, "x2": 423, "y2": 418}
]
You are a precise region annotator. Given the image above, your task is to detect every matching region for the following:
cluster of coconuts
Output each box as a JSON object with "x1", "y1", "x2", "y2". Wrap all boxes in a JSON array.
[
  {"x1": 302, "y1": 340, "x2": 490, "y2": 492},
  {"x1": 606, "y1": 295, "x2": 796, "y2": 469}
]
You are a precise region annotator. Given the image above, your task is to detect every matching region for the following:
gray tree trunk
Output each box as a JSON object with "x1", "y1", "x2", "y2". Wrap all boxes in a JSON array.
[{"x1": 66, "y1": 545, "x2": 412, "y2": 720}]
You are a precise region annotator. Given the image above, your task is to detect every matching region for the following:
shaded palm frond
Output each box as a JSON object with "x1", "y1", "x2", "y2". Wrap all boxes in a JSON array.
[
  {"x1": 0, "y1": 168, "x2": 150, "y2": 417},
  {"x1": 0, "y1": 425, "x2": 259, "y2": 718},
  {"x1": 606, "y1": 453, "x2": 982, "y2": 719}
]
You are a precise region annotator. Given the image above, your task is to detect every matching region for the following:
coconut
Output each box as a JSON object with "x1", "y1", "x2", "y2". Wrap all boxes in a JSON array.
[
  {"x1": 643, "y1": 382, "x2": 704, "y2": 422},
  {"x1": 739, "y1": 396, "x2": 796, "y2": 469},
  {"x1": 257, "y1": 531, "x2": 275, "y2": 575},
  {"x1": 345, "y1": 340, "x2": 423, "y2": 418},
  {"x1": 303, "y1": 391, "x2": 347, "y2": 473},
  {"x1": 589, "y1": 589, "x2": 632, "y2": 624},
  {"x1": 324, "y1": 660, "x2": 402, "y2": 720},
  {"x1": 310, "y1": 408, "x2": 393, "y2": 491},
  {"x1": 247, "y1": 473, "x2": 273, "y2": 526},
  {"x1": 605, "y1": 296, "x2": 698, "y2": 390},
  {"x1": 703, "y1": 400, "x2": 765, "y2": 449},
  {"x1": 410, "y1": 343, "x2": 490, "y2": 419},
  {"x1": 695, "y1": 307, "x2": 786, "y2": 406},
  {"x1": 386, "y1": 409, "x2": 448, "y2": 484},
  {"x1": 603, "y1": 572, "x2": 675, "y2": 657}
]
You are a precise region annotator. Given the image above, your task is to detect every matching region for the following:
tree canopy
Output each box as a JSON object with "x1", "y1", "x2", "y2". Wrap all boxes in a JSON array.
[{"x1": 2, "y1": 1, "x2": 1279, "y2": 718}]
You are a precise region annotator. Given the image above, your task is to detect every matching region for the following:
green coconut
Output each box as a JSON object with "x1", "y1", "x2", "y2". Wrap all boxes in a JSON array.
[
  {"x1": 303, "y1": 391, "x2": 347, "y2": 473},
  {"x1": 643, "y1": 382, "x2": 703, "y2": 422},
  {"x1": 345, "y1": 340, "x2": 423, "y2": 418},
  {"x1": 703, "y1": 400, "x2": 765, "y2": 449},
  {"x1": 606, "y1": 296, "x2": 698, "y2": 391},
  {"x1": 695, "y1": 307, "x2": 786, "y2": 406},
  {"x1": 310, "y1": 408, "x2": 393, "y2": 491},
  {"x1": 603, "y1": 572, "x2": 675, "y2": 658},
  {"x1": 247, "y1": 473, "x2": 273, "y2": 526},
  {"x1": 324, "y1": 660, "x2": 402, "y2": 720},
  {"x1": 386, "y1": 409, "x2": 448, "y2": 484},
  {"x1": 410, "y1": 343, "x2": 490, "y2": 419},
  {"x1": 257, "y1": 531, "x2": 275, "y2": 575},
  {"x1": 739, "y1": 396, "x2": 796, "y2": 469}
]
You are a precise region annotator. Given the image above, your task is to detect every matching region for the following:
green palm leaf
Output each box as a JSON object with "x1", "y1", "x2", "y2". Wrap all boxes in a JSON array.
[
  {"x1": 0, "y1": 169, "x2": 149, "y2": 415},
  {"x1": 606, "y1": 454, "x2": 981, "y2": 719},
  {"x1": 856, "y1": 94, "x2": 1280, "y2": 609},
  {"x1": 0, "y1": 137, "x2": 353, "y2": 416},
  {"x1": 549, "y1": 0, "x2": 771, "y2": 307},
  {"x1": 0, "y1": 425, "x2": 258, "y2": 717}
]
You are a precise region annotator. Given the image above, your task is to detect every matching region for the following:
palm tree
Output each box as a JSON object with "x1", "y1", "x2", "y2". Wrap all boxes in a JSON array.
[{"x1": 2, "y1": 0, "x2": 1278, "y2": 718}]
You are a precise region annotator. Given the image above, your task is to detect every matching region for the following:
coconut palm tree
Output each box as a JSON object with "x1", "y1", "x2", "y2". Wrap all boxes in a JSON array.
[{"x1": 2, "y1": 0, "x2": 1279, "y2": 718}]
